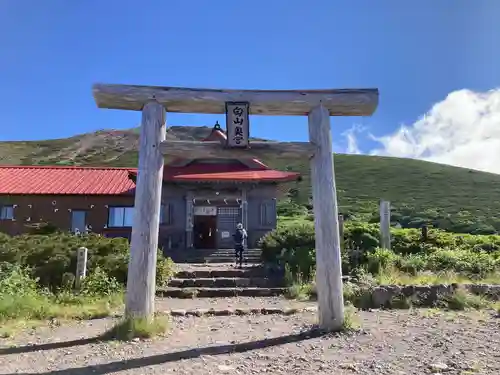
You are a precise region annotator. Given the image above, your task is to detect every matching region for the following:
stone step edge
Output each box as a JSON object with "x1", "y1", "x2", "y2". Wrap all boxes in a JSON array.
[
  {"x1": 156, "y1": 287, "x2": 287, "y2": 298},
  {"x1": 170, "y1": 277, "x2": 274, "y2": 282},
  {"x1": 164, "y1": 306, "x2": 318, "y2": 317},
  {"x1": 168, "y1": 278, "x2": 284, "y2": 288}
]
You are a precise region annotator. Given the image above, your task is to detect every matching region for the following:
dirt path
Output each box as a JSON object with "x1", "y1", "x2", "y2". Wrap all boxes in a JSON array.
[
  {"x1": 155, "y1": 296, "x2": 316, "y2": 312},
  {"x1": 1, "y1": 309, "x2": 499, "y2": 375}
]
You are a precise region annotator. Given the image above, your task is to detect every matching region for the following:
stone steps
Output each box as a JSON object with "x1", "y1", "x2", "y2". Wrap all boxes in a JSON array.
[
  {"x1": 159, "y1": 263, "x2": 286, "y2": 298},
  {"x1": 166, "y1": 249, "x2": 263, "y2": 264},
  {"x1": 175, "y1": 267, "x2": 272, "y2": 279},
  {"x1": 171, "y1": 257, "x2": 262, "y2": 264},
  {"x1": 156, "y1": 287, "x2": 287, "y2": 298},
  {"x1": 169, "y1": 277, "x2": 285, "y2": 288}
]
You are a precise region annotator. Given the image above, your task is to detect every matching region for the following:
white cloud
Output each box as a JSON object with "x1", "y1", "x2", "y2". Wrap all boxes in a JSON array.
[
  {"x1": 346, "y1": 88, "x2": 500, "y2": 174},
  {"x1": 342, "y1": 124, "x2": 364, "y2": 155}
]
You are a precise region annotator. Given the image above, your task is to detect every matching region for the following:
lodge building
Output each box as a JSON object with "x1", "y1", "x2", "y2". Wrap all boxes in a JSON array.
[{"x1": 0, "y1": 126, "x2": 300, "y2": 256}]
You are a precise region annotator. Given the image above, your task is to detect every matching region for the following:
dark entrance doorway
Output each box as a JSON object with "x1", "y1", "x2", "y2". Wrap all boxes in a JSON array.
[{"x1": 193, "y1": 215, "x2": 217, "y2": 249}]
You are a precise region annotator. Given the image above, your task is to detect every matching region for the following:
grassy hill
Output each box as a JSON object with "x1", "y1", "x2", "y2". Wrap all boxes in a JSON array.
[{"x1": 2, "y1": 126, "x2": 500, "y2": 233}]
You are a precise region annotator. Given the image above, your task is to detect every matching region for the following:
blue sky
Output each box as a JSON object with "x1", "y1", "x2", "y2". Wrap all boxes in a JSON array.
[{"x1": 1, "y1": 0, "x2": 500, "y2": 169}]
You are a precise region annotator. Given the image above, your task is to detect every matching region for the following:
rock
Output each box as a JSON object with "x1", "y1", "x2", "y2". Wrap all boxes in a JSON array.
[
  {"x1": 217, "y1": 364, "x2": 235, "y2": 372},
  {"x1": 283, "y1": 308, "x2": 298, "y2": 315},
  {"x1": 262, "y1": 307, "x2": 283, "y2": 315},
  {"x1": 193, "y1": 309, "x2": 210, "y2": 317},
  {"x1": 303, "y1": 306, "x2": 317, "y2": 313},
  {"x1": 429, "y1": 363, "x2": 449, "y2": 373},
  {"x1": 170, "y1": 309, "x2": 187, "y2": 317},
  {"x1": 339, "y1": 362, "x2": 358, "y2": 372},
  {"x1": 371, "y1": 287, "x2": 392, "y2": 307},
  {"x1": 214, "y1": 309, "x2": 234, "y2": 316}
]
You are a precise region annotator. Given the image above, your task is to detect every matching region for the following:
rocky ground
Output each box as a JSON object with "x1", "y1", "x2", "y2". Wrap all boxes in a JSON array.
[
  {"x1": 155, "y1": 296, "x2": 316, "y2": 312},
  {"x1": 1, "y1": 301, "x2": 499, "y2": 375}
]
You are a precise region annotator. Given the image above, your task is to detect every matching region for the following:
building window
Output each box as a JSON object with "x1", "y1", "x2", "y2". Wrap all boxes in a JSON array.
[
  {"x1": 71, "y1": 210, "x2": 87, "y2": 233},
  {"x1": 108, "y1": 206, "x2": 134, "y2": 227},
  {"x1": 160, "y1": 203, "x2": 173, "y2": 225},
  {"x1": 0, "y1": 205, "x2": 14, "y2": 220},
  {"x1": 217, "y1": 207, "x2": 240, "y2": 216},
  {"x1": 259, "y1": 201, "x2": 274, "y2": 226}
]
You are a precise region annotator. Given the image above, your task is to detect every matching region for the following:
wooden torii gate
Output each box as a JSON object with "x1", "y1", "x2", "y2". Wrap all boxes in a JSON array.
[{"x1": 92, "y1": 84, "x2": 379, "y2": 331}]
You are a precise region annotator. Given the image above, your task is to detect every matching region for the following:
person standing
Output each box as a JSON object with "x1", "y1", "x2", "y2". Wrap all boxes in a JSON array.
[{"x1": 233, "y1": 223, "x2": 247, "y2": 268}]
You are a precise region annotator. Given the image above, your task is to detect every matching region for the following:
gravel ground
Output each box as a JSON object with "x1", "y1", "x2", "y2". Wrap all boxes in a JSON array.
[
  {"x1": 155, "y1": 296, "x2": 316, "y2": 312},
  {"x1": 1, "y1": 309, "x2": 499, "y2": 375}
]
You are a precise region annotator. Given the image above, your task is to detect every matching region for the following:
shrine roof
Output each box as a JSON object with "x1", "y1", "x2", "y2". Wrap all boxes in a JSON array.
[
  {"x1": 0, "y1": 165, "x2": 136, "y2": 195},
  {"x1": 129, "y1": 162, "x2": 300, "y2": 183},
  {"x1": 0, "y1": 162, "x2": 299, "y2": 196}
]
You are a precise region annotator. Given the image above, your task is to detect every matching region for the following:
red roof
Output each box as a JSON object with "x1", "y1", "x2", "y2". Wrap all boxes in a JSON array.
[
  {"x1": 0, "y1": 163, "x2": 300, "y2": 195},
  {"x1": 130, "y1": 163, "x2": 299, "y2": 182},
  {"x1": 0, "y1": 166, "x2": 136, "y2": 195}
]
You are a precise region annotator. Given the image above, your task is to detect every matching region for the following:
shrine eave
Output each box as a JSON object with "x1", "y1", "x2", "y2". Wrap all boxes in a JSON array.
[{"x1": 128, "y1": 169, "x2": 300, "y2": 184}]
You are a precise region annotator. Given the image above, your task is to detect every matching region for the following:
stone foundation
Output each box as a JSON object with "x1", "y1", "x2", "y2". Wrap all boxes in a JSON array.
[{"x1": 344, "y1": 283, "x2": 500, "y2": 309}]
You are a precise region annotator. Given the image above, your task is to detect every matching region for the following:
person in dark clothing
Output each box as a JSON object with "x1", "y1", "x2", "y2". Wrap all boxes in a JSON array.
[{"x1": 233, "y1": 223, "x2": 247, "y2": 268}]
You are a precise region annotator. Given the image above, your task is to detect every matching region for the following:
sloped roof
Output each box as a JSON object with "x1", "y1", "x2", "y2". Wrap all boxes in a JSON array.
[
  {"x1": 130, "y1": 163, "x2": 300, "y2": 182},
  {"x1": 0, "y1": 166, "x2": 136, "y2": 195},
  {"x1": 0, "y1": 163, "x2": 300, "y2": 195}
]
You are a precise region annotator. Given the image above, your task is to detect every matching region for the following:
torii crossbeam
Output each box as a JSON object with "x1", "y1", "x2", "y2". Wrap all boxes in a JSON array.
[{"x1": 92, "y1": 83, "x2": 379, "y2": 331}]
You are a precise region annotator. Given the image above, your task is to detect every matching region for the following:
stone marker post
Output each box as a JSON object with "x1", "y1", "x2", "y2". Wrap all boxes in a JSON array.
[
  {"x1": 379, "y1": 200, "x2": 391, "y2": 250},
  {"x1": 75, "y1": 246, "x2": 88, "y2": 290}
]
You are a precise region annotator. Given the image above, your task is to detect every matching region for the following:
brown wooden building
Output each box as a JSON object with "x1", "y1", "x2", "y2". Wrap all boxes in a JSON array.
[{"x1": 0, "y1": 166, "x2": 137, "y2": 239}]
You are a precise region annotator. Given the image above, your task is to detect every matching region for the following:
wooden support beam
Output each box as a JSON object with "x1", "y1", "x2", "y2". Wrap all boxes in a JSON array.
[
  {"x1": 308, "y1": 104, "x2": 344, "y2": 331},
  {"x1": 159, "y1": 140, "x2": 316, "y2": 159},
  {"x1": 125, "y1": 101, "x2": 166, "y2": 320},
  {"x1": 93, "y1": 84, "x2": 379, "y2": 116}
]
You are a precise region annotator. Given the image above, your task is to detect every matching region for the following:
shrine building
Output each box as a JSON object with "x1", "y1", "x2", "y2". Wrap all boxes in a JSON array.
[{"x1": 0, "y1": 125, "x2": 300, "y2": 256}]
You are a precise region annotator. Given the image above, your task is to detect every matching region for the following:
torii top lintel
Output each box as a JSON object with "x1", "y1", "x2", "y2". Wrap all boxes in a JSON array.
[{"x1": 92, "y1": 83, "x2": 379, "y2": 117}]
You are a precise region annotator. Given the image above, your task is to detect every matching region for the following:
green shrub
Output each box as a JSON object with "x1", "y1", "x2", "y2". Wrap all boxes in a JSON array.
[
  {"x1": 263, "y1": 216, "x2": 500, "y2": 281},
  {"x1": 80, "y1": 267, "x2": 122, "y2": 296},
  {"x1": 0, "y1": 233, "x2": 175, "y2": 290},
  {"x1": 0, "y1": 264, "x2": 123, "y2": 323},
  {"x1": 395, "y1": 253, "x2": 427, "y2": 274},
  {"x1": 438, "y1": 287, "x2": 490, "y2": 310},
  {"x1": 427, "y1": 248, "x2": 498, "y2": 276},
  {"x1": 366, "y1": 248, "x2": 400, "y2": 274},
  {"x1": 156, "y1": 255, "x2": 176, "y2": 288},
  {"x1": 0, "y1": 263, "x2": 41, "y2": 297},
  {"x1": 277, "y1": 199, "x2": 309, "y2": 217},
  {"x1": 260, "y1": 220, "x2": 315, "y2": 263}
]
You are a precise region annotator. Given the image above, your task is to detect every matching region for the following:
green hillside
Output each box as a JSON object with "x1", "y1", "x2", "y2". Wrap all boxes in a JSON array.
[{"x1": 1, "y1": 126, "x2": 500, "y2": 233}]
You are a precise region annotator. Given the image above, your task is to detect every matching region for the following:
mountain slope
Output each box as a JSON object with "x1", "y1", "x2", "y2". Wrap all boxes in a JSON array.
[{"x1": 2, "y1": 126, "x2": 500, "y2": 232}]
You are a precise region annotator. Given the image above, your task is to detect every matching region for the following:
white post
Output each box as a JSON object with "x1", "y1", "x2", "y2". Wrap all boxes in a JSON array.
[
  {"x1": 308, "y1": 104, "x2": 344, "y2": 331},
  {"x1": 75, "y1": 246, "x2": 88, "y2": 290},
  {"x1": 379, "y1": 200, "x2": 391, "y2": 249},
  {"x1": 125, "y1": 101, "x2": 166, "y2": 320},
  {"x1": 338, "y1": 214, "x2": 344, "y2": 251}
]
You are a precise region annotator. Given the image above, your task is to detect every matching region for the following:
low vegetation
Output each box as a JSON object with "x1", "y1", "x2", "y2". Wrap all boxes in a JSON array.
[
  {"x1": 0, "y1": 232, "x2": 176, "y2": 337},
  {"x1": 102, "y1": 315, "x2": 169, "y2": 341},
  {"x1": 263, "y1": 215, "x2": 500, "y2": 309},
  {"x1": 0, "y1": 231, "x2": 175, "y2": 289},
  {"x1": 261, "y1": 218, "x2": 500, "y2": 280}
]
